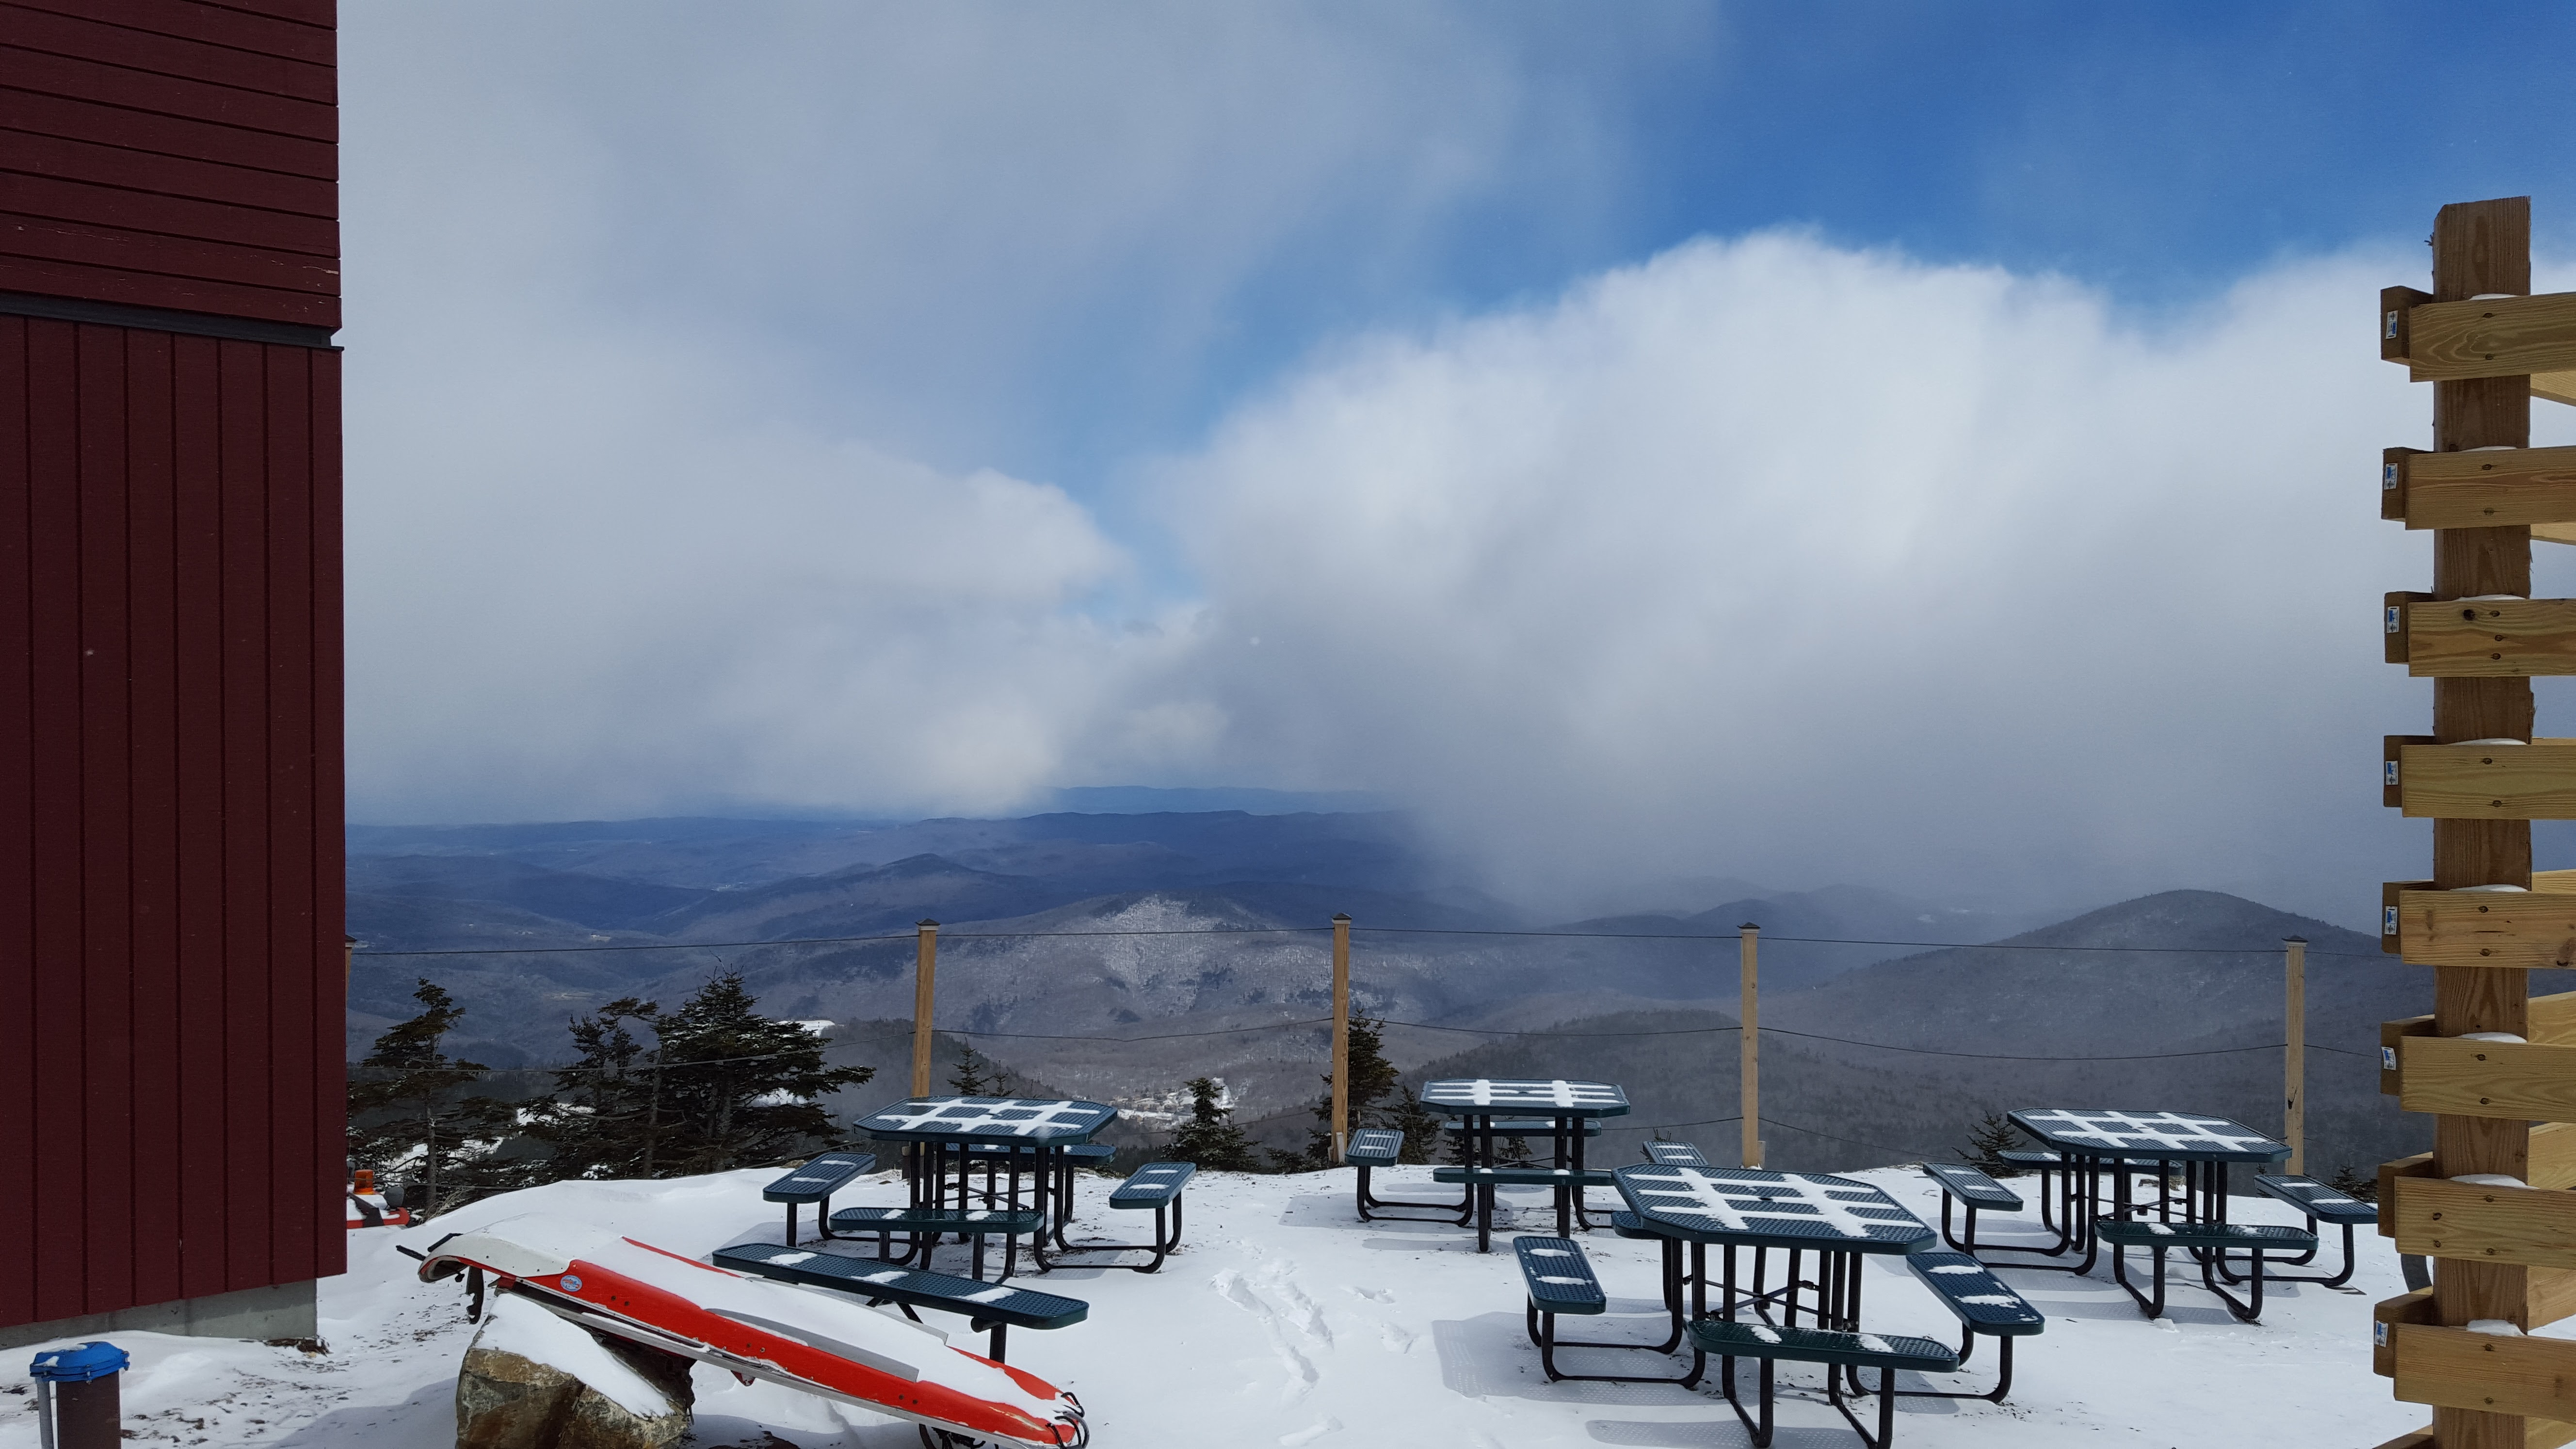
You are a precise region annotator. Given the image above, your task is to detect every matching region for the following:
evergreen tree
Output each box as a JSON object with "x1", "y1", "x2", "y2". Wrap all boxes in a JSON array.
[
  {"x1": 1386, "y1": 1084, "x2": 1444, "y2": 1165},
  {"x1": 347, "y1": 980, "x2": 516, "y2": 1215},
  {"x1": 1292, "y1": 1014, "x2": 1399, "y2": 1170},
  {"x1": 2328, "y1": 1163, "x2": 2379, "y2": 1203},
  {"x1": 653, "y1": 971, "x2": 875, "y2": 1173},
  {"x1": 1958, "y1": 1113, "x2": 2023, "y2": 1175},
  {"x1": 1168, "y1": 1076, "x2": 1260, "y2": 1172},
  {"x1": 947, "y1": 1043, "x2": 995, "y2": 1096},
  {"x1": 530, "y1": 998, "x2": 666, "y2": 1180}
]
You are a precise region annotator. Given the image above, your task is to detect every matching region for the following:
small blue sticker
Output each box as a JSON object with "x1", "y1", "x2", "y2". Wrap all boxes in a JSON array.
[{"x1": 559, "y1": 1275, "x2": 583, "y2": 1293}]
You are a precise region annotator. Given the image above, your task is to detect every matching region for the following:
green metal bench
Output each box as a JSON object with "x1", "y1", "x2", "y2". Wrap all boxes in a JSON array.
[
  {"x1": 1433, "y1": 1164, "x2": 1614, "y2": 1239},
  {"x1": 1920, "y1": 1162, "x2": 2024, "y2": 1256},
  {"x1": 712, "y1": 1241, "x2": 1085, "y2": 1364},
  {"x1": 760, "y1": 1150, "x2": 876, "y2": 1247},
  {"x1": 825, "y1": 1205, "x2": 1046, "y2": 1282},
  {"x1": 1642, "y1": 1142, "x2": 1709, "y2": 1167},
  {"x1": 2094, "y1": 1216, "x2": 2315, "y2": 1322},
  {"x1": 1513, "y1": 1235, "x2": 1695, "y2": 1385},
  {"x1": 1692, "y1": 1317, "x2": 1958, "y2": 1449},
  {"x1": 1431, "y1": 1165, "x2": 1614, "y2": 1187},
  {"x1": 2222, "y1": 1174, "x2": 2376, "y2": 1288},
  {"x1": 1898, "y1": 1251, "x2": 2045, "y2": 1402},
  {"x1": 1052, "y1": 1162, "x2": 1193, "y2": 1272},
  {"x1": 1346, "y1": 1128, "x2": 1468, "y2": 1224}
]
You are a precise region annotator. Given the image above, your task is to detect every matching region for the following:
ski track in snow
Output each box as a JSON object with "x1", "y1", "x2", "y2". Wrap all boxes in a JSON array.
[{"x1": 0, "y1": 1165, "x2": 2445, "y2": 1447}]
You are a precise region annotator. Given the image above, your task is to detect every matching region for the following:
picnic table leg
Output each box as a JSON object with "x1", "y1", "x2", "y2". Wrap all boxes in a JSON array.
[{"x1": 1486, "y1": 1114, "x2": 1500, "y2": 1251}]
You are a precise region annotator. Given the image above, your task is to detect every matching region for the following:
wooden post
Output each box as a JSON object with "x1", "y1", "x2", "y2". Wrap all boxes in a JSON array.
[
  {"x1": 910, "y1": 918, "x2": 939, "y2": 1097},
  {"x1": 1739, "y1": 923, "x2": 1762, "y2": 1169},
  {"x1": 1330, "y1": 914, "x2": 1352, "y2": 1161},
  {"x1": 2417, "y1": 197, "x2": 2533, "y2": 1449},
  {"x1": 2283, "y1": 935, "x2": 2306, "y2": 1175}
]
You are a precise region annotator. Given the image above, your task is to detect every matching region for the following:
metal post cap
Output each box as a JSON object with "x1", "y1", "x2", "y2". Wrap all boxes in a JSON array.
[{"x1": 29, "y1": 1341, "x2": 128, "y2": 1382}]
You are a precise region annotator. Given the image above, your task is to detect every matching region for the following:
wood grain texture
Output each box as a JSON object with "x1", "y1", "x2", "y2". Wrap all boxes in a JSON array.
[
  {"x1": 2429, "y1": 185, "x2": 2538, "y2": 1419},
  {"x1": 2528, "y1": 990, "x2": 2576, "y2": 1044},
  {"x1": 2396, "y1": 880, "x2": 2440, "y2": 953},
  {"x1": 2408, "y1": 446, "x2": 2576, "y2": 529},
  {"x1": 2411, "y1": 599, "x2": 2576, "y2": 677},
  {"x1": 2403, "y1": 742, "x2": 2576, "y2": 819},
  {"x1": 2397, "y1": 1323, "x2": 2576, "y2": 1417},
  {"x1": 2409, "y1": 294, "x2": 2576, "y2": 382},
  {"x1": 2539, "y1": 373, "x2": 2576, "y2": 409},
  {"x1": 2389, "y1": 1013, "x2": 2438, "y2": 1092},
  {"x1": 2530, "y1": 1125, "x2": 2576, "y2": 1191},
  {"x1": 2384, "y1": 1288, "x2": 2440, "y2": 1375},
  {"x1": 2387, "y1": 1151, "x2": 2439, "y2": 1238},
  {"x1": 2530, "y1": 1266, "x2": 2576, "y2": 1331},
  {"x1": 2399, "y1": 890, "x2": 2576, "y2": 967},
  {"x1": 2401, "y1": 1037, "x2": 2576, "y2": 1121}
]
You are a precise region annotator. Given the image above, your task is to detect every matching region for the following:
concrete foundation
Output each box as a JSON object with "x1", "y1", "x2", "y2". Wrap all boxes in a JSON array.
[{"x1": 0, "y1": 1278, "x2": 319, "y2": 1350}]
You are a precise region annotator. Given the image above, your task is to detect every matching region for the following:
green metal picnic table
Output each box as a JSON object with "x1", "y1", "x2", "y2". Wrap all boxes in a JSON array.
[{"x1": 1419, "y1": 1078, "x2": 1630, "y2": 1252}]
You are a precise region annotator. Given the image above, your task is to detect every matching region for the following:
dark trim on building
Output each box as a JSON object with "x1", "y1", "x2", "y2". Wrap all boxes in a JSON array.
[{"x1": 0, "y1": 290, "x2": 339, "y2": 350}]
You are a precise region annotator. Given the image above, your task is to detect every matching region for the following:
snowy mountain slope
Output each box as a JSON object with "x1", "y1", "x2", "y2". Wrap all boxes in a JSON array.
[{"x1": 0, "y1": 1165, "x2": 2431, "y2": 1447}]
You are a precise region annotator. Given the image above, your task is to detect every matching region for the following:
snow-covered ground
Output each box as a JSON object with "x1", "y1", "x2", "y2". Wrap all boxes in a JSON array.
[{"x1": 0, "y1": 1164, "x2": 2426, "y2": 1447}]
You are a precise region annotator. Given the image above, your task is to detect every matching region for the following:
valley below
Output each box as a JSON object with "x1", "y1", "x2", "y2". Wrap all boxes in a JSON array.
[{"x1": 347, "y1": 808, "x2": 2421, "y2": 1178}]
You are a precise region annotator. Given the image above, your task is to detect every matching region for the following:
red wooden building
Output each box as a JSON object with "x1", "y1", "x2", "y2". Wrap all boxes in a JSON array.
[{"x1": 0, "y1": 0, "x2": 345, "y2": 1346}]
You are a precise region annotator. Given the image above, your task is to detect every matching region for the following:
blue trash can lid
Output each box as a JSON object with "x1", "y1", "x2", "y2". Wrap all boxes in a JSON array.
[{"x1": 29, "y1": 1341, "x2": 129, "y2": 1382}]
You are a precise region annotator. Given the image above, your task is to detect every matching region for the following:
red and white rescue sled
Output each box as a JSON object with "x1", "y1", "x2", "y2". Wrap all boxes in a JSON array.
[
  {"x1": 412, "y1": 1214, "x2": 1087, "y2": 1448},
  {"x1": 347, "y1": 1172, "x2": 412, "y2": 1229}
]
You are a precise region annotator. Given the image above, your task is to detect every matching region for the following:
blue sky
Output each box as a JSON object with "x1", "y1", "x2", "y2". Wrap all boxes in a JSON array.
[
  {"x1": 341, "y1": 3, "x2": 2576, "y2": 920},
  {"x1": 977, "y1": 1, "x2": 2576, "y2": 498}
]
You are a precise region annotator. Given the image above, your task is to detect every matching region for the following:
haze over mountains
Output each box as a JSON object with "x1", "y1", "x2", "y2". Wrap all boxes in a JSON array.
[{"x1": 348, "y1": 808, "x2": 2419, "y2": 1175}]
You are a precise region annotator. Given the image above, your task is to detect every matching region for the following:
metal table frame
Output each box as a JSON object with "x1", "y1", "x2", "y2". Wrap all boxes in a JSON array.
[
  {"x1": 851, "y1": 1095, "x2": 1119, "y2": 1277},
  {"x1": 1608, "y1": 1164, "x2": 1938, "y2": 1422},
  {"x1": 1982, "y1": 1109, "x2": 2291, "y2": 1278},
  {"x1": 1419, "y1": 1079, "x2": 1630, "y2": 1253}
]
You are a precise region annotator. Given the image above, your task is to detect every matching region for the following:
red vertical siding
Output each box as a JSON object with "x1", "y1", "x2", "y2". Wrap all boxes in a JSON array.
[
  {"x1": 0, "y1": 323, "x2": 343, "y2": 1328},
  {"x1": 0, "y1": 0, "x2": 341, "y2": 1332},
  {"x1": 0, "y1": 318, "x2": 34, "y2": 1328},
  {"x1": 25, "y1": 317, "x2": 86, "y2": 1324},
  {"x1": 124, "y1": 328, "x2": 183, "y2": 1309}
]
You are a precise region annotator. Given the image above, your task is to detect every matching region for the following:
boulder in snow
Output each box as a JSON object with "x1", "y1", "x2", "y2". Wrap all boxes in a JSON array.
[{"x1": 454, "y1": 1292, "x2": 693, "y2": 1449}]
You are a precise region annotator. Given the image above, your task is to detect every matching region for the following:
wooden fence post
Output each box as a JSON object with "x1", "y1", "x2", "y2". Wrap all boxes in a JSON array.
[
  {"x1": 1331, "y1": 914, "x2": 1352, "y2": 1161},
  {"x1": 2283, "y1": 935, "x2": 2306, "y2": 1175},
  {"x1": 911, "y1": 918, "x2": 939, "y2": 1097},
  {"x1": 1739, "y1": 923, "x2": 1762, "y2": 1169},
  {"x1": 2377, "y1": 194, "x2": 2544, "y2": 1449}
]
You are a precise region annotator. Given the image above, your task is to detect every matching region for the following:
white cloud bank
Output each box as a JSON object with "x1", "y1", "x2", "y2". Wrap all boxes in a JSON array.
[{"x1": 351, "y1": 224, "x2": 2576, "y2": 920}]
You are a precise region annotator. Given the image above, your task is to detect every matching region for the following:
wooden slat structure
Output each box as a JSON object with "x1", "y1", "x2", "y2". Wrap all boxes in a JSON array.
[
  {"x1": 2374, "y1": 195, "x2": 2576, "y2": 1449},
  {"x1": 0, "y1": 0, "x2": 343, "y2": 1345},
  {"x1": 0, "y1": 0, "x2": 339, "y2": 332}
]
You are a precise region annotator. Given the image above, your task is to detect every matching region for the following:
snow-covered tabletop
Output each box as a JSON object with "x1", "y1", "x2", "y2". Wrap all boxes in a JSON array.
[
  {"x1": 1418, "y1": 1079, "x2": 1631, "y2": 1118},
  {"x1": 2009, "y1": 1109, "x2": 2290, "y2": 1162},
  {"x1": 854, "y1": 1095, "x2": 1117, "y2": 1143},
  {"x1": 1614, "y1": 1165, "x2": 1935, "y2": 1250}
]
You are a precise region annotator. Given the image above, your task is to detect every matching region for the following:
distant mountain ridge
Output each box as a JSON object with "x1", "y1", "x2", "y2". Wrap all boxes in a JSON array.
[{"x1": 345, "y1": 813, "x2": 2399, "y2": 1174}]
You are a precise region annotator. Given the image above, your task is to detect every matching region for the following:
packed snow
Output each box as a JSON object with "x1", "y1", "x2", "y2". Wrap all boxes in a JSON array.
[{"x1": 0, "y1": 1164, "x2": 2429, "y2": 1447}]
